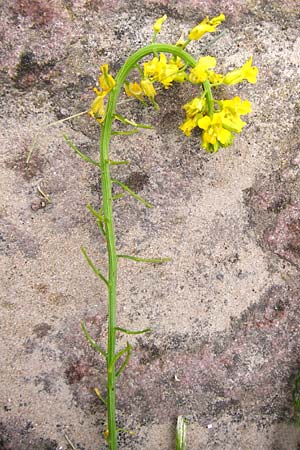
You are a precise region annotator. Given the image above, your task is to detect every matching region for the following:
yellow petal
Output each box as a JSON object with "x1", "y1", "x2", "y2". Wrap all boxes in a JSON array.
[{"x1": 198, "y1": 115, "x2": 211, "y2": 130}]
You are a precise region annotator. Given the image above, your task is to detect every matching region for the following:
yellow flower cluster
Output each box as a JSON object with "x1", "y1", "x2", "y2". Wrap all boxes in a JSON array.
[
  {"x1": 180, "y1": 96, "x2": 252, "y2": 152},
  {"x1": 89, "y1": 13, "x2": 258, "y2": 154},
  {"x1": 124, "y1": 52, "x2": 187, "y2": 107},
  {"x1": 89, "y1": 64, "x2": 116, "y2": 122},
  {"x1": 180, "y1": 54, "x2": 258, "y2": 152}
]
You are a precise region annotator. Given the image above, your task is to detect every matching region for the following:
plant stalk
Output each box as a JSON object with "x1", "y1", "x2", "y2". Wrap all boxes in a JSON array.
[{"x1": 99, "y1": 43, "x2": 197, "y2": 449}]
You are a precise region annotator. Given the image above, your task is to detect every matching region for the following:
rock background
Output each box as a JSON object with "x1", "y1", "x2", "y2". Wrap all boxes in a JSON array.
[{"x1": 1, "y1": 0, "x2": 300, "y2": 449}]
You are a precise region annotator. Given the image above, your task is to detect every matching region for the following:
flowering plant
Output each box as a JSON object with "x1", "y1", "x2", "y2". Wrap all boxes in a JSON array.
[{"x1": 33, "y1": 13, "x2": 257, "y2": 449}]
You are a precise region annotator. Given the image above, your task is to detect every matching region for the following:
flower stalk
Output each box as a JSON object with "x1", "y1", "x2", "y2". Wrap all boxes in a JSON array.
[{"x1": 99, "y1": 43, "x2": 196, "y2": 449}]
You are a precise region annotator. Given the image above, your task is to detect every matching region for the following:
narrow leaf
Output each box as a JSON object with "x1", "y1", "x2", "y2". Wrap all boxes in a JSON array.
[
  {"x1": 111, "y1": 342, "x2": 132, "y2": 367},
  {"x1": 176, "y1": 416, "x2": 187, "y2": 450},
  {"x1": 117, "y1": 254, "x2": 171, "y2": 264},
  {"x1": 63, "y1": 135, "x2": 99, "y2": 166},
  {"x1": 115, "y1": 326, "x2": 151, "y2": 335},
  {"x1": 81, "y1": 322, "x2": 107, "y2": 358},
  {"x1": 112, "y1": 193, "x2": 125, "y2": 201},
  {"x1": 94, "y1": 387, "x2": 107, "y2": 406},
  {"x1": 114, "y1": 113, "x2": 153, "y2": 129},
  {"x1": 108, "y1": 159, "x2": 131, "y2": 165},
  {"x1": 116, "y1": 342, "x2": 132, "y2": 378},
  {"x1": 111, "y1": 130, "x2": 139, "y2": 136},
  {"x1": 86, "y1": 204, "x2": 106, "y2": 236},
  {"x1": 86, "y1": 204, "x2": 105, "y2": 222},
  {"x1": 81, "y1": 247, "x2": 109, "y2": 287},
  {"x1": 112, "y1": 179, "x2": 153, "y2": 208}
]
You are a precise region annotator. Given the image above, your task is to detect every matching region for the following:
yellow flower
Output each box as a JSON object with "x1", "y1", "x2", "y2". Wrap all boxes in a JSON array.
[
  {"x1": 179, "y1": 117, "x2": 198, "y2": 136},
  {"x1": 99, "y1": 64, "x2": 116, "y2": 93},
  {"x1": 189, "y1": 56, "x2": 216, "y2": 84},
  {"x1": 188, "y1": 14, "x2": 225, "y2": 40},
  {"x1": 143, "y1": 53, "x2": 185, "y2": 89},
  {"x1": 175, "y1": 33, "x2": 185, "y2": 47},
  {"x1": 89, "y1": 88, "x2": 106, "y2": 122},
  {"x1": 140, "y1": 78, "x2": 156, "y2": 99},
  {"x1": 124, "y1": 82, "x2": 144, "y2": 100},
  {"x1": 208, "y1": 71, "x2": 224, "y2": 84},
  {"x1": 223, "y1": 57, "x2": 258, "y2": 85},
  {"x1": 218, "y1": 97, "x2": 252, "y2": 133},
  {"x1": 89, "y1": 65, "x2": 116, "y2": 123},
  {"x1": 153, "y1": 15, "x2": 167, "y2": 33},
  {"x1": 198, "y1": 113, "x2": 233, "y2": 152},
  {"x1": 183, "y1": 97, "x2": 205, "y2": 118},
  {"x1": 220, "y1": 96, "x2": 252, "y2": 116},
  {"x1": 143, "y1": 55, "x2": 162, "y2": 80}
]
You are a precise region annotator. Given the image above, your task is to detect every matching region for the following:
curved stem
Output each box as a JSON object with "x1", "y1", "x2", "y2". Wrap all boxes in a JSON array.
[{"x1": 99, "y1": 44, "x2": 197, "y2": 449}]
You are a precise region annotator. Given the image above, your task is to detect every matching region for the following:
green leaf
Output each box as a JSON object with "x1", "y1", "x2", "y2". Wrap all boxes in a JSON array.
[
  {"x1": 115, "y1": 326, "x2": 151, "y2": 335},
  {"x1": 176, "y1": 416, "x2": 187, "y2": 450},
  {"x1": 86, "y1": 204, "x2": 106, "y2": 236},
  {"x1": 112, "y1": 179, "x2": 153, "y2": 208},
  {"x1": 117, "y1": 254, "x2": 171, "y2": 263},
  {"x1": 81, "y1": 322, "x2": 107, "y2": 358},
  {"x1": 111, "y1": 130, "x2": 139, "y2": 136},
  {"x1": 81, "y1": 247, "x2": 109, "y2": 287},
  {"x1": 63, "y1": 135, "x2": 99, "y2": 166},
  {"x1": 113, "y1": 113, "x2": 153, "y2": 129},
  {"x1": 112, "y1": 193, "x2": 125, "y2": 201},
  {"x1": 108, "y1": 159, "x2": 131, "y2": 165},
  {"x1": 115, "y1": 342, "x2": 132, "y2": 378},
  {"x1": 86, "y1": 204, "x2": 105, "y2": 221}
]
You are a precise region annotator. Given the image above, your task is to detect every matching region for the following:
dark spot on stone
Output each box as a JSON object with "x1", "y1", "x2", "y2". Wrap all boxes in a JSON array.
[
  {"x1": 47, "y1": 292, "x2": 69, "y2": 306},
  {"x1": 6, "y1": 150, "x2": 45, "y2": 180},
  {"x1": 34, "y1": 373, "x2": 54, "y2": 394},
  {"x1": 0, "y1": 420, "x2": 58, "y2": 450},
  {"x1": 228, "y1": 252, "x2": 239, "y2": 264},
  {"x1": 32, "y1": 323, "x2": 52, "y2": 338},
  {"x1": 23, "y1": 338, "x2": 36, "y2": 354},
  {"x1": 286, "y1": 219, "x2": 300, "y2": 254},
  {"x1": 65, "y1": 360, "x2": 91, "y2": 384},
  {"x1": 124, "y1": 172, "x2": 149, "y2": 192},
  {"x1": 33, "y1": 283, "x2": 48, "y2": 294},
  {"x1": 15, "y1": 51, "x2": 39, "y2": 80},
  {"x1": 138, "y1": 340, "x2": 161, "y2": 365},
  {"x1": 84, "y1": 0, "x2": 104, "y2": 11},
  {"x1": 13, "y1": 51, "x2": 57, "y2": 89}
]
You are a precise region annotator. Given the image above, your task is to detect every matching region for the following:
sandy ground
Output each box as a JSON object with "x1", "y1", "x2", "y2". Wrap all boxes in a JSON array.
[{"x1": 1, "y1": 0, "x2": 300, "y2": 449}]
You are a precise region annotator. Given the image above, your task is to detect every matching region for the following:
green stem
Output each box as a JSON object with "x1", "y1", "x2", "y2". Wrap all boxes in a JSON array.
[
  {"x1": 99, "y1": 43, "x2": 196, "y2": 450},
  {"x1": 203, "y1": 79, "x2": 214, "y2": 116}
]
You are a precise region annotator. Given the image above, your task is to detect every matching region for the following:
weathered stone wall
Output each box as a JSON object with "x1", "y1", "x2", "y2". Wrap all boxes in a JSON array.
[{"x1": 1, "y1": 1, "x2": 300, "y2": 448}]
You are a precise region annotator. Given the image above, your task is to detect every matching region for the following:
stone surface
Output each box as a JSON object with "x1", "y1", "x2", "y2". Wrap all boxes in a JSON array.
[{"x1": 1, "y1": 0, "x2": 300, "y2": 449}]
